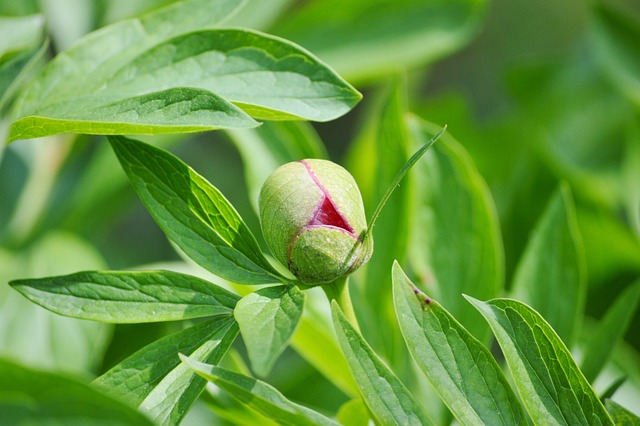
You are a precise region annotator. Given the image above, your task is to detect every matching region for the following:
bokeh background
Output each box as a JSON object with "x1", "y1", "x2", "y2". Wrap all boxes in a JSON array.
[{"x1": 1, "y1": 0, "x2": 639, "y2": 422}]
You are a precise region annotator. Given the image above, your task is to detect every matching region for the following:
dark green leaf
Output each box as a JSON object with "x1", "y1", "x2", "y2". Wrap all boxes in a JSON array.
[
  {"x1": 511, "y1": 184, "x2": 586, "y2": 346},
  {"x1": 235, "y1": 284, "x2": 304, "y2": 376},
  {"x1": 10, "y1": 269, "x2": 239, "y2": 323},
  {"x1": 96, "y1": 316, "x2": 238, "y2": 425},
  {"x1": 408, "y1": 117, "x2": 503, "y2": 341},
  {"x1": 331, "y1": 301, "x2": 435, "y2": 426},
  {"x1": 182, "y1": 356, "x2": 340, "y2": 426},
  {"x1": 0, "y1": 358, "x2": 154, "y2": 425},
  {"x1": 392, "y1": 261, "x2": 525, "y2": 425},
  {"x1": 604, "y1": 399, "x2": 640, "y2": 426},
  {"x1": 109, "y1": 135, "x2": 284, "y2": 284},
  {"x1": 581, "y1": 280, "x2": 640, "y2": 383},
  {"x1": 467, "y1": 296, "x2": 614, "y2": 426},
  {"x1": 600, "y1": 376, "x2": 627, "y2": 402}
]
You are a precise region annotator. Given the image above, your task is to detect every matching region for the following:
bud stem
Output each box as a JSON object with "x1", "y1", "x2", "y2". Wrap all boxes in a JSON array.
[{"x1": 323, "y1": 276, "x2": 360, "y2": 332}]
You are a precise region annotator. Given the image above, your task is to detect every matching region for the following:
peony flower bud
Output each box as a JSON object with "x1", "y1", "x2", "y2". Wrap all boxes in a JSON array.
[{"x1": 259, "y1": 159, "x2": 372, "y2": 284}]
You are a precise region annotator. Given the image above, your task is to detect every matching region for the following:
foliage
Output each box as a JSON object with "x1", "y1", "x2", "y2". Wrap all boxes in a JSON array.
[{"x1": 1, "y1": 0, "x2": 639, "y2": 425}]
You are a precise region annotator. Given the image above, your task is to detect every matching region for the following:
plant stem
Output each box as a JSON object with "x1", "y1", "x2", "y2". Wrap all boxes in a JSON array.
[{"x1": 323, "y1": 276, "x2": 360, "y2": 332}]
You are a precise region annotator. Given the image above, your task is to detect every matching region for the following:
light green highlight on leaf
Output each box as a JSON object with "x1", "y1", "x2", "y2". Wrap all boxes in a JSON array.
[
  {"x1": 511, "y1": 184, "x2": 586, "y2": 346},
  {"x1": 235, "y1": 284, "x2": 305, "y2": 376},
  {"x1": 109, "y1": 135, "x2": 284, "y2": 285},
  {"x1": 331, "y1": 301, "x2": 435, "y2": 426},
  {"x1": 182, "y1": 355, "x2": 340, "y2": 426},
  {"x1": 392, "y1": 261, "x2": 525, "y2": 425},
  {"x1": 10, "y1": 270, "x2": 239, "y2": 323},
  {"x1": 467, "y1": 296, "x2": 614, "y2": 426}
]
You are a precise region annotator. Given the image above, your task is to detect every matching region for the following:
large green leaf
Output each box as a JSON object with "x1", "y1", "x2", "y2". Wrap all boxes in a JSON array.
[
  {"x1": 234, "y1": 284, "x2": 305, "y2": 376},
  {"x1": 109, "y1": 135, "x2": 284, "y2": 284},
  {"x1": 182, "y1": 356, "x2": 340, "y2": 426},
  {"x1": 10, "y1": 269, "x2": 239, "y2": 323},
  {"x1": 591, "y1": 3, "x2": 640, "y2": 107},
  {"x1": 9, "y1": 2, "x2": 361, "y2": 140},
  {"x1": 580, "y1": 279, "x2": 640, "y2": 383},
  {"x1": 408, "y1": 117, "x2": 503, "y2": 341},
  {"x1": 0, "y1": 358, "x2": 155, "y2": 425},
  {"x1": 392, "y1": 262, "x2": 525, "y2": 425},
  {"x1": 331, "y1": 301, "x2": 435, "y2": 426},
  {"x1": 274, "y1": 0, "x2": 486, "y2": 83},
  {"x1": 511, "y1": 184, "x2": 586, "y2": 346},
  {"x1": 95, "y1": 316, "x2": 238, "y2": 426},
  {"x1": 467, "y1": 296, "x2": 614, "y2": 426}
]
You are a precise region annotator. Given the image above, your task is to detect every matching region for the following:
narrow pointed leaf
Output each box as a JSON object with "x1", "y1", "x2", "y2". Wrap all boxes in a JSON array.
[
  {"x1": 467, "y1": 296, "x2": 614, "y2": 426},
  {"x1": 408, "y1": 117, "x2": 503, "y2": 341},
  {"x1": 235, "y1": 284, "x2": 305, "y2": 376},
  {"x1": 392, "y1": 261, "x2": 525, "y2": 425},
  {"x1": 0, "y1": 359, "x2": 154, "y2": 426},
  {"x1": 604, "y1": 400, "x2": 640, "y2": 425},
  {"x1": 109, "y1": 135, "x2": 284, "y2": 284},
  {"x1": 97, "y1": 316, "x2": 238, "y2": 425},
  {"x1": 581, "y1": 280, "x2": 640, "y2": 383},
  {"x1": 10, "y1": 270, "x2": 238, "y2": 323},
  {"x1": 331, "y1": 301, "x2": 435, "y2": 426},
  {"x1": 511, "y1": 184, "x2": 586, "y2": 345},
  {"x1": 182, "y1": 356, "x2": 340, "y2": 426}
]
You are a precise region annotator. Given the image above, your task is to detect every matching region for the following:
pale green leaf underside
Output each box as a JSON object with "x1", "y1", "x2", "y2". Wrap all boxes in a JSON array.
[
  {"x1": 392, "y1": 262, "x2": 525, "y2": 425},
  {"x1": 94, "y1": 316, "x2": 237, "y2": 405},
  {"x1": 331, "y1": 301, "x2": 435, "y2": 426},
  {"x1": 235, "y1": 284, "x2": 305, "y2": 376},
  {"x1": 9, "y1": 88, "x2": 257, "y2": 141},
  {"x1": 109, "y1": 135, "x2": 284, "y2": 285},
  {"x1": 0, "y1": 358, "x2": 154, "y2": 425},
  {"x1": 182, "y1": 356, "x2": 340, "y2": 426},
  {"x1": 10, "y1": 25, "x2": 361, "y2": 140},
  {"x1": 604, "y1": 399, "x2": 640, "y2": 425},
  {"x1": 510, "y1": 184, "x2": 586, "y2": 346},
  {"x1": 10, "y1": 270, "x2": 238, "y2": 323},
  {"x1": 467, "y1": 296, "x2": 614, "y2": 426}
]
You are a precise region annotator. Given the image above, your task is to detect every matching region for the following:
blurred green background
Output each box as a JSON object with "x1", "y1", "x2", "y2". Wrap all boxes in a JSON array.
[{"x1": 1, "y1": 0, "x2": 639, "y2": 423}]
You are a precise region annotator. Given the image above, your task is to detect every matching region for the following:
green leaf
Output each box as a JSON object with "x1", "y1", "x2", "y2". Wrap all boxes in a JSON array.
[
  {"x1": 511, "y1": 184, "x2": 586, "y2": 346},
  {"x1": 274, "y1": 0, "x2": 486, "y2": 83},
  {"x1": 0, "y1": 14, "x2": 44, "y2": 63},
  {"x1": 234, "y1": 284, "x2": 305, "y2": 376},
  {"x1": 182, "y1": 356, "x2": 340, "y2": 426},
  {"x1": 10, "y1": 8, "x2": 362, "y2": 140},
  {"x1": 96, "y1": 316, "x2": 238, "y2": 425},
  {"x1": 227, "y1": 120, "x2": 327, "y2": 211},
  {"x1": 0, "y1": 358, "x2": 155, "y2": 425},
  {"x1": 9, "y1": 87, "x2": 258, "y2": 141},
  {"x1": 466, "y1": 296, "x2": 614, "y2": 426},
  {"x1": 331, "y1": 301, "x2": 435, "y2": 426},
  {"x1": 408, "y1": 117, "x2": 504, "y2": 341},
  {"x1": 604, "y1": 399, "x2": 640, "y2": 425},
  {"x1": 581, "y1": 280, "x2": 640, "y2": 383},
  {"x1": 392, "y1": 261, "x2": 525, "y2": 425},
  {"x1": 10, "y1": 269, "x2": 239, "y2": 323},
  {"x1": 0, "y1": 38, "x2": 47, "y2": 114},
  {"x1": 591, "y1": 3, "x2": 640, "y2": 107},
  {"x1": 336, "y1": 398, "x2": 371, "y2": 426},
  {"x1": 109, "y1": 135, "x2": 284, "y2": 285}
]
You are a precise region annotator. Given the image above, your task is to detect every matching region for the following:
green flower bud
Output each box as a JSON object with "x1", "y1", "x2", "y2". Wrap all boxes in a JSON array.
[{"x1": 259, "y1": 159, "x2": 372, "y2": 284}]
